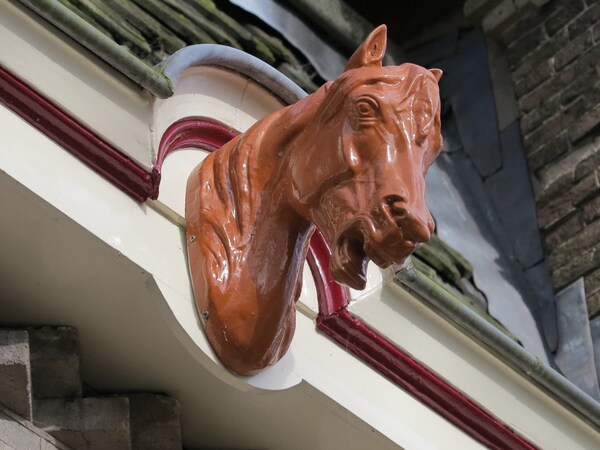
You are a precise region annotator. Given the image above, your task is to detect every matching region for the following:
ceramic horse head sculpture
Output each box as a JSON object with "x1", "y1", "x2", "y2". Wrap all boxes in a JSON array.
[{"x1": 186, "y1": 25, "x2": 443, "y2": 375}]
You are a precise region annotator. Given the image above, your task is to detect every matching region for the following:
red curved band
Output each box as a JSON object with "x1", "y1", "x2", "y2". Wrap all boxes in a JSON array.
[{"x1": 151, "y1": 118, "x2": 240, "y2": 199}]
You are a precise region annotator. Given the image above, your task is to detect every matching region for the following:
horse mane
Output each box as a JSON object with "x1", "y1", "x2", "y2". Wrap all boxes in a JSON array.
[{"x1": 198, "y1": 88, "x2": 328, "y2": 285}]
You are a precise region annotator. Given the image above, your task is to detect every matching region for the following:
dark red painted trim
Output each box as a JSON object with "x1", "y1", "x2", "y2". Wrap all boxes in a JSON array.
[
  {"x1": 0, "y1": 67, "x2": 539, "y2": 447},
  {"x1": 306, "y1": 232, "x2": 350, "y2": 315},
  {"x1": 316, "y1": 312, "x2": 537, "y2": 449},
  {"x1": 150, "y1": 118, "x2": 239, "y2": 199},
  {"x1": 0, "y1": 65, "x2": 154, "y2": 202},
  {"x1": 306, "y1": 206, "x2": 538, "y2": 450}
]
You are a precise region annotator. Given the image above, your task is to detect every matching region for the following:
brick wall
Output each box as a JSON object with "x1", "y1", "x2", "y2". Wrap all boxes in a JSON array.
[{"x1": 496, "y1": 0, "x2": 600, "y2": 318}]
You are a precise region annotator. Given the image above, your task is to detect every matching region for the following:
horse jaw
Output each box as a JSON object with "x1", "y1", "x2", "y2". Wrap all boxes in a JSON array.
[{"x1": 330, "y1": 231, "x2": 369, "y2": 290}]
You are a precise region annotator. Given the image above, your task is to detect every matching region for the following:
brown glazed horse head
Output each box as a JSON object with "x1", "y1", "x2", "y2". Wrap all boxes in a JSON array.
[{"x1": 186, "y1": 25, "x2": 443, "y2": 375}]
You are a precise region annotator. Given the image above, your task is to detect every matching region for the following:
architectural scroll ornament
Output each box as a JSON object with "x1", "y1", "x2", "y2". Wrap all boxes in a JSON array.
[{"x1": 185, "y1": 25, "x2": 443, "y2": 375}]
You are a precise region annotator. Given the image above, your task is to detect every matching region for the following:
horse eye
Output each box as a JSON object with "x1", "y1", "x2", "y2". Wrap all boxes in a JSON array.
[{"x1": 355, "y1": 99, "x2": 378, "y2": 118}]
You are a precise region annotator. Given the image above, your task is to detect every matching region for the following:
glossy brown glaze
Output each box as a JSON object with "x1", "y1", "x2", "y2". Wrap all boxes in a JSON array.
[{"x1": 185, "y1": 25, "x2": 443, "y2": 375}]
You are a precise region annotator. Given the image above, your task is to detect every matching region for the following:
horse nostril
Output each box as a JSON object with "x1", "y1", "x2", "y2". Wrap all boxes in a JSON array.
[
  {"x1": 392, "y1": 206, "x2": 407, "y2": 222},
  {"x1": 383, "y1": 195, "x2": 408, "y2": 221},
  {"x1": 384, "y1": 194, "x2": 406, "y2": 206}
]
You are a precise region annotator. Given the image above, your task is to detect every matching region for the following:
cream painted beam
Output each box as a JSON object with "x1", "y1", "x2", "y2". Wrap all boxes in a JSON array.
[
  {"x1": 0, "y1": 1, "x2": 154, "y2": 169},
  {"x1": 349, "y1": 283, "x2": 600, "y2": 449},
  {"x1": 0, "y1": 100, "x2": 486, "y2": 450}
]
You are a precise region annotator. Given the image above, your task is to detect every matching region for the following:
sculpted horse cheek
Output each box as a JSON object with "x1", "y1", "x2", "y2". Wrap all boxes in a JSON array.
[{"x1": 319, "y1": 104, "x2": 437, "y2": 289}]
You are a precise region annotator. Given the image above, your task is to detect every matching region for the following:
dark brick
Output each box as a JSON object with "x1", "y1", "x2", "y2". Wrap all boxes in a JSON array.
[
  {"x1": 551, "y1": 245, "x2": 600, "y2": 289},
  {"x1": 29, "y1": 327, "x2": 82, "y2": 398},
  {"x1": 554, "y1": 30, "x2": 593, "y2": 70},
  {"x1": 536, "y1": 43, "x2": 600, "y2": 100},
  {"x1": 539, "y1": 170, "x2": 578, "y2": 207},
  {"x1": 561, "y1": 68, "x2": 599, "y2": 105},
  {"x1": 537, "y1": 171, "x2": 598, "y2": 229},
  {"x1": 584, "y1": 193, "x2": 600, "y2": 222},
  {"x1": 594, "y1": 22, "x2": 600, "y2": 41},
  {"x1": 34, "y1": 397, "x2": 130, "y2": 449},
  {"x1": 464, "y1": 0, "x2": 499, "y2": 23},
  {"x1": 587, "y1": 290, "x2": 600, "y2": 317},
  {"x1": 514, "y1": 59, "x2": 554, "y2": 97},
  {"x1": 129, "y1": 394, "x2": 181, "y2": 450},
  {"x1": 499, "y1": 21, "x2": 524, "y2": 48},
  {"x1": 507, "y1": 26, "x2": 546, "y2": 67},
  {"x1": 546, "y1": 0, "x2": 586, "y2": 35},
  {"x1": 544, "y1": 211, "x2": 583, "y2": 247},
  {"x1": 538, "y1": 194, "x2": 576, "y2": 230},
  {"x1": 527, "y1": 133, "x2": 569, "y2": 172},
  {"x1": 539, "y1": 167, "x2": 599, "y2": 209},
  {"x1": 554, "y1": 54, "x2": 582, "y2": 86},
  {"x1": 510, "y1": 28, "x2": 568, "y2": 71},
  {"x1": 555, "y1": 46, "x2": 600, "y2": 108},
  {"x1": 524, "y1": 98, "x2": 585, "y2": 151},
  {"x1": 0, "y1": 330, "x2": 32, "y2": 420},
  {"x1": 500, "y1": 3, "x2": 559, "y2": 47},
  {"x1": 568, "y1": 2, "x2": 600, "y2": 37},
  {"x1": 524, "y1": 112, "x2": 562, "y2": 151},
  {"x1": 548, "y1": 219, "x2": 600, "y2": 268},
  {"x1": 569, "y1": 102, "x2": 600, "y2": 142},
  {"x1": 518, "y1": 78, "x2": 553, "y2": 112},
  {"x1": 574, "y1": 150, "x2": 598, "y2": 180},
  {"x1": 572, "y1": 171, "x2": 600, "y2": 204},
  {"x1": 583, "y1": 81, "x2": 600, "y2": 109},
  {"x1": 520, "y1": 94, "x2": 560, "y2": 134},
  {"x1": 483, "y1": 0, "x2": 519, "y2": 36},
  {"x1": 517, "y1": 61, "x2": 579, "y2": 113},
  {"x1": 538, "y1": 157, "x2": 598, "y2": 202},
  {"x1": 584, "y1": 266, "x2": 600, "y2": 295},
  {"x1": 513, "y1": 57, "x2": 536, "y2": 81},
  {"x1": 572, "y1": 42, "x2": 600, "y2": 74}
]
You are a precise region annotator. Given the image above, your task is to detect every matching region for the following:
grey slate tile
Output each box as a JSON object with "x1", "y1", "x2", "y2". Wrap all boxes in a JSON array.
[
  {"x1": 431, "y1": 30, "x2": 502, "y2": 178},
  {"x1": 230, "y1": 0, "x2": 347, "y2": 80},
  {"x1": 590, "y1": 315, "x2": 600, "y2": 385},
  {"x1": 409, "y1": 30, "x2": 458, "y2": 66},
  {"x1": 524, "y1": 261, "x2": 559, "y2": 352},
  {"x1": 426, "y1": 154, "x2": 550, "y2": 363},
  {"x1": 554, "y1": 278, "x2": 600, "y2": 400},
  {"x1": 441, "y1": 111, "x2": 462, "y2": 153},
  {"x1": 484, "y1": 121, "x2": 545, "y2": 269}
]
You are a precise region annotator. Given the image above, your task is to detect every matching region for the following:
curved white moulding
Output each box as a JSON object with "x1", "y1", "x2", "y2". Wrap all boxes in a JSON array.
[{"x1": 153, "y1": 60, "x2": 305, "y2": 391}]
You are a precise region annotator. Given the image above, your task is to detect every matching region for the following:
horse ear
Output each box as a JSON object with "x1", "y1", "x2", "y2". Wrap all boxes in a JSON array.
[
  {"x1": 345, "y1": 25, "x2": 387, "y2": 71},
  {"x1": 429, "y1": 68, "x2": 443, "y2": 82}
]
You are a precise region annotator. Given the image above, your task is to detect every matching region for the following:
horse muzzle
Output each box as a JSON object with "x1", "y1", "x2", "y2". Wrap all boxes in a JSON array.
[
  {"x1": 326, "y1": 192, "x2": 435, "y2": 290},
  {"x1": 381, "y1": 194, "x2": 434, "y2": 244}
]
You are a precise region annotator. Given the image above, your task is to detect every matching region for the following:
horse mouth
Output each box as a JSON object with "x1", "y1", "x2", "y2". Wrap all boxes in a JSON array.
[
  {"x1": 331, "y1": 229, "x2": 369, "y2": 290},
  {"x1": 330, "y1": 221, "x2": 419, "y2": 290}
]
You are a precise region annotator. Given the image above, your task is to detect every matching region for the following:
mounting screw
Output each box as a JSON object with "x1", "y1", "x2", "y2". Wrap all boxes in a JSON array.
[
  {"x1": 189, "y1": 235, "x2": 196, "y2": 242},
  {"x1": 202, "y1": 310, "x2": 209, "y2": 320}
]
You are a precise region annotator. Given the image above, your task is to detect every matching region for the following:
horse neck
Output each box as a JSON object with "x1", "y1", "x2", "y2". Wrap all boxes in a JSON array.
[{"x1": 238, "y1": 90, "x2": 329, "y2": 282}]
